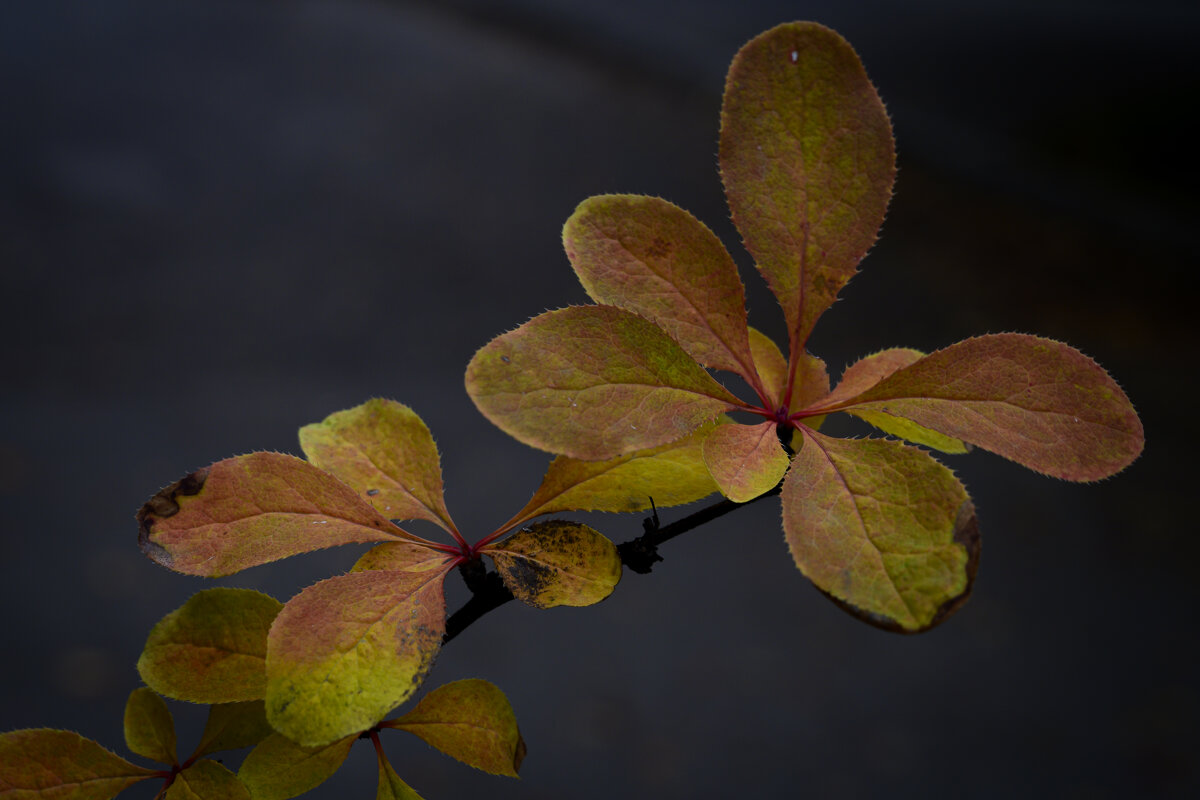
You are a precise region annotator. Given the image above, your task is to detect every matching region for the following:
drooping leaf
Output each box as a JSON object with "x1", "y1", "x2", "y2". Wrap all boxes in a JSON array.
[
  {"x1": 782, "y1": 430, "x2": 980, "y2": 632},
  {"x1": 138, "y1": 589, "x2": 282, "y2": 704},
  {"x1": 747, "y1": 327, "x2": 789, "y2": 409},
  {"x1": 238, "y1": 733, "x2": 355, "y2": 800},
  {"x1": 388, "y1": 680, "x2": 525, "y2": 778},
  {"x1": 122, "y1": 688, "x2": 176, "y2": 766},
  {"x1": 164, "y1": 760, "x2": 250, "y2": 800},
  {"x1": 720, "y1": 22, "x2": 895, "y2": 351},
  {"x1": 563, "y1": 194, "x2": 759, "y2": 384},
  {"x1": 816, "y1": 334, "x2": 1144, "y2": 480},
  {"x1": 191, "y1": 702, "x2": 273, "y2": 760},
  {"x1": 0, "y1": 729, "x2": 154, "y2": 799},
  {"x1": 702, "y1": 421, "x2": 789, "y2": 503},
  {"x1": 487, "y1": 521, "x2": 622, "y2": 609},
  {"x1": 299, "y1": 399, "x2": 458, "y2": 534},
  {"x1": 265, "y1": 568, "x2": 451, "y2": 746},
  {"x1": 465, "y1": 305, "x2": 740, "y2": 460},
  {"x1": 351, "y1": 543, "x2": 455, "y2": 574},
  {"x1": 138, "y1": 452, "x2": 424, "y2": 577},
  {"x1": 376, "y1": 757, "x2": 424, "y2": 800}
]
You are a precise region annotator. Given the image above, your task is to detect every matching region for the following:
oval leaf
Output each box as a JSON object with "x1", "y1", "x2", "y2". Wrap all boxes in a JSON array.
[
  {"x1": 299, "y1": 399, "x2": 458, "y2": 534},
  {"x1": 487, "y1": 521, "x2": 621, "y2": 608},
  {"x1": 123, "y1": 688, "x2": 176, "y2": 766},
  {"x1": 783, "y1": 431, "x2": 980, "y2": 632},
  {"x1": 165, "y1": 760, "x2": 250, "y2": 800},
  {"x1": 265, "y1": 568, "x2": 450, "y2": 746},
  {"x1": 238, "y1": 733, "x2": 355, "y2": 800},
  {"x1": 0, "y1": 729, "x2": 154, "y2": 799},
  {"x1": 388, "y1": 679, "x2": 525, "y2": 778},
  {"x1": 351, "y1": 543, "x2": 455, "y2": 574},
  {"x1": 191, "y1": 702, "x2": 273, "y2": 760},
  {"x1": 465, "y1": 305, "x2": 740, "y2": 460},
  {"x1": 720, "y1": 22, "x2": 895, "y2": 350},
  {"x1": 376, "y1": 757, "x2": 424, "y2": 800},
  {"x1": 138, "y1": 452, "x2": 420, "y2": 577},
  {"x1": 702, "y1": 421, "x2": 789, "y2": 503},
  {"x1": 137, "y1": 588, "x2": 282, "y2": 704}
]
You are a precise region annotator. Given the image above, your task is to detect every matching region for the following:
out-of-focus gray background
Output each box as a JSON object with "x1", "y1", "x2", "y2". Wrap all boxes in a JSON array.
[{"x1": 2, "y1": 1, "x2": 1196, "y2": 797}]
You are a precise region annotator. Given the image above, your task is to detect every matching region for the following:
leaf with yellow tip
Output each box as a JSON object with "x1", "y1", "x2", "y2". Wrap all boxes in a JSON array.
[
  {"x1": 238, "y1": 733, "x2": 356, "y2": 800},
  {"x1": 702, "y1": 421, "x2": 789, "y2": 503},
  {"x1": 191, "y1": 702, "x2": 273, "y2": 760},
  {"x1": 487, "y1": 521, "x2": 621, "y2": 608},
  {"x1": 123, "y1": 688, "x2": 176, "y2": 766},
  {"x1": 0, "y1": 729, "x2": 155, "y2": 798},
  {"x1": 164, "y1": 760, "x2": 250, "y2": 800}
]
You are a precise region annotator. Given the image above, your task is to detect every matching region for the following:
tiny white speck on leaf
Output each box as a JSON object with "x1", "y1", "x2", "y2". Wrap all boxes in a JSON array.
[{"x1": 790, "y1": 50, "x2": 799, "y2": 62}]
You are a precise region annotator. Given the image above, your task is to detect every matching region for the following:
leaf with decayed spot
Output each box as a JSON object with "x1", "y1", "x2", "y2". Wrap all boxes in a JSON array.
[
  {"x1": 486, "y1": 521, "x2": 621, "y2": 609},
  {"x1": 783, "y1": 430, "x2": 980, "y2": 632},
  {"x1": 0, "y1": 728, "x2": 155, "y2": 799},
  {"x1": 564, "y1": 194, "x2": 759, "y2": 384},
  {"x1": 265, "y1": 567, "x2": 451, "y2": 747},
  {"x1": 164, "y1": 760, "x2": 250, "y2": 800},
  {"x1": 191, "y1": 702, "x2": 273, "y2": 761},
  {"x1": 465, "y1": 305, "x2": 740, "y2": 460},
  {"x1": 720, "y1": 22, "x2": 895, "y2": 351},
  {"x1": 376, "y1": 758, "x2": 424, "y2": 800},
  {"x1": 813, "y1": 334, "x2": 1144, "y2": 480},
  {"x1": 702, "y1": 421, "x2": 789, "y2": 503},
  {"x1": 138, "y1": 589, "x2": 282, "y2": 704},
  {"x1": 299, "y1": 399, "x2": 458, "y2": 534},
  {"x1": 123, "y1": 688, "x2": 176, "y2": 766},
  {"x1": 238, "y1": 733, "x2": 356, "y2": 800},
  {"x1": 137, "y1": 452, "x2": 429, "y2": 577}
]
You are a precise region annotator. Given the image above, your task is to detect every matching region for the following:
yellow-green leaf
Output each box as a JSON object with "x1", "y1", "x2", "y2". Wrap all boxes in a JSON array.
[
  {"x1": 123, "y1": 688, "x2": 176, "y2": 766},
  {"x1": 782, "y1": 431, "x2": 980, "y2": 632},
  {"x1": 164, "y1": 760, "x2": 250, "y2": 800},
  {"x1": 351, "y1": 543, "x2": 456, "y2": 574},
  {"x1": 465, "y1": 305, "x2": 740, "y2": 460},
  {"x1": 849, "y1": 409, "x2": 969, "y2": 454},
  {"x1": 376, "y1": 757, "x2": 424, "y2": 800},
  {"x1": 747, "y1": 327, "x2": 788, "y2": 409},
  {"x1": 138, "y1": 452, "x2": 420, "y2": 577},
  {"x1": 138, "y1": 588, "x2": 282, "y2": 704},
  {"x1": 486, "y1": 521, "x2": 621, "y2": 608},
  {"x1": 191, "y1": 702, "x2": 273, "y2": 760},
  {"x1": 299, "y1": 399, "x2": 458, "y2": 534},
  {"x1": 265, "y1": 568, "x2": 450, "y2": 746},
  {"x1": 0, "y1": 729, "x2": 154, "y2": 799},
  {"x1": 238, "y1": 733, "x2": 355, "y2": 800},
  {"x1": 389, "y1": 679, "x2": 525, "y2": 778},
  {"x1": 720, "y1": 22, "x2": 895, "y2": 351},
  {"x1": 701, "y1": 421, "x2": 789, "y2": 503}
]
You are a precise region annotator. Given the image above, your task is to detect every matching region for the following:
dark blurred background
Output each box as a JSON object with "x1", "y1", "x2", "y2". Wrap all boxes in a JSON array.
[{"x1": 2, "y1": 1, "x2": 1196, "y2": 797}]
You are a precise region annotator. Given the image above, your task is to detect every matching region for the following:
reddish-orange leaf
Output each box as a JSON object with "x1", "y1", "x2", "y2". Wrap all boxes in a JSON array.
[
  {"x1": 702, "y1": 421, "x2": 789, "y2": 503},
  {"x1": 720, "y1": 22, "x2": 895, "y2": 351},
  {"x1": 0, "y1": 729, "x2": 155, "y2": 798},
  {"x1": 487, "y1": 521, "x2": 621, "y2": 608}
]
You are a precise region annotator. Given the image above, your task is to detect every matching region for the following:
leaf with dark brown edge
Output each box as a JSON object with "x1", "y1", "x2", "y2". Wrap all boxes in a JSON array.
[
  {"x1": 138, "y1": 452, "x2": 434, "y2": 577},
  {"x1": 485, "y1": 521, "x2": 621, "y2": 608},
  {"x1": 702, "y1": 421, "x2": 789, "y2": 503},
  {"x1": 0, "y1": 729, "x2": 155, "y2": 798},
  {"x1": 465, "y1": 305, "x2": 742, "y2": 460},
  {"x1": 351, "y1": 543, "x2": 456, "y2": 574},
  {"x1": 299, "y1": 399, "x2": 459, "y2": 535},
  {"x1": 384, "y1": 679, "x2": 525, "y2": 778},
  {"x1": 123, "y1": 688, "x2": 176, "y2": 766},
  {"x1": 782, "y1": 430, "x2": 980, "y2": 633},
  {"x1": 563, "y1": 194, "x2": 760, "y2": 387},
  {"x1": 376, "y1": 757, "x2": 424, "y2": 800},
  {"x1": 720, "y1": 22, "x2": 895, "y2": 352},
  {"x1": 238, "y1": 733, "x2": 355, "y2": 800},
  {"x1": 164, "y1": 760, "x2": 250, "y2": 800},
  {"x1": 810, "y1": 334, "x2": 1144, "y2": 480},
  {"x1": 191, "y1": 702, "x2": 273, "y2": 760},
  {"x1": 265, "y1": 567, "x2": 451, "y2": 747},
  {"x1": 138, "y1": 589, "x2": 282, "y2": 704}
]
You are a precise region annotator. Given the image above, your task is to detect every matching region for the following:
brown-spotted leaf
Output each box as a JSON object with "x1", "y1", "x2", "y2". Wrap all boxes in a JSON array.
[
  {"x1": 164, "y1": 760, "x2": 250, "y2": 800},
  {"x1": 265, "y1": 567, "x2": 450, "y2": 746},
  {"x1": 783, "y1": 430, "x2": 979, "y2": 632},
  {"x1": 563, "y1": 194, "x2": 759, "y2": 384},
  {"x1": 0, "y1": 729, "x2": 155, "y2": 799},
  {"x1": 376, "y1": 758, "x2": 424, "y2": 800},
  {"x1": 388, "y1": 679, "x2": 524, "y2": 778},
  {"x1": 138, "y1": 589, "x2": 282, "y2": 704},
  {"x1": 138, "y1": 452, "x2": 423, "y2": 577},
  {"x1": 299, "y1": 399, "x2": 458, "y2": 534},
  {"x1": 820, "y1": 334, "x2": 1144, "y2": 480},
  {"x1": 191, "y1": 702, "x2": 273, "y2": 760},
  {"x1": 123, "y1": 688, "x2": 176, "y2": 766},
  {"x1": 702, "y1": 421, "x2": 789, "y2": 503},
  {"x1": 486, "y1": 521, "x2": 621, "y2": 608},
  {"x1": 351, "y1": 543, "x2": 456, "y2": 574},
  {"x1": 465, "y1": 305, "x2": 740, "y2": 460},
  {"x1": 720, "y1": 22, "x2": 895, "y2": 350},
  {"x1": 238, "y1": 733, "x2": 355, "y2": 800}
]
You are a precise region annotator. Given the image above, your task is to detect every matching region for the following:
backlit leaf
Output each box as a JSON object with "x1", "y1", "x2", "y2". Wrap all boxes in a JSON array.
[
  {"x1": 720, "y1": 22, "x2": 895, "y2": 350},
  {"x1": 191, "y1": 702, "x2": 273, "y2": 760},
  {"x1": 389, "y1": 679, "x2": 525, "y2": 778},
  {"x1": 0, "y1": 729, "x2": 154, "y2": 799},
  {"x1": 376, "y1": 758, "x2": 424, "y2": 800},
  {"x1": 849, "y1": 409, "x2": 969, "y2": 454},
  {"x1": 747, "y1": 327, "x2": 788, "y2": 409},
  {"x1": 265, "y1": 568, "x2": 451, "y2": 746},
  {"x1": 299, "y1": 399, "x2": 458, "y2": 534},
  {"x1": 351, "y1": 543, "x2": 455, "y2": 574},
  {"x1": 818, "y1": 348, "x2": 925, "y2": 408},
  {"x1": 782, "y1": 431, "x2": 979, "y2": 632},
  {"x1": 487, "y1": 521, "x2": 621, "y2": 608},
  {"x1": 138, "y1": 589, "x2": 281, "y2": 704},
  {"x1": 465, "y1": 305, "x2": 740, "y2": 460},
  {"x1": 138, "y1": 452, "x2": 420, "y2": 577},
  {"x1": 563, "y1": 194, "x2": 759, "y2": 383},
  {"x1": 702, "y1": 421, "x2": 789, "y2": 503},
  {"x1": 164, "y1": 760, "x2": 250, "y2": 800},
  {"x1": 238, "y1": 733, "x2": 355, "y2": 800},
  {"x1": 123, "y1": 688, "x2": 176, "y2": 766}
]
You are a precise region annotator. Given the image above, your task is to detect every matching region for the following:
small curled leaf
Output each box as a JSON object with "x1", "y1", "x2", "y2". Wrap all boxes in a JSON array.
[{"x1": 487, "y1": 521, "x2": 621, "y2": 608}]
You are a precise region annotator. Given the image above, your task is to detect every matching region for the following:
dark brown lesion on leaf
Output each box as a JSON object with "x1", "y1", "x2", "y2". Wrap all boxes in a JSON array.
[
  {"x1": 498, "y1": 555, "x2": 556, "y2": 606},
  {"x1": 136, "y1": 468, "x2": 210, "y2": 566}
]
